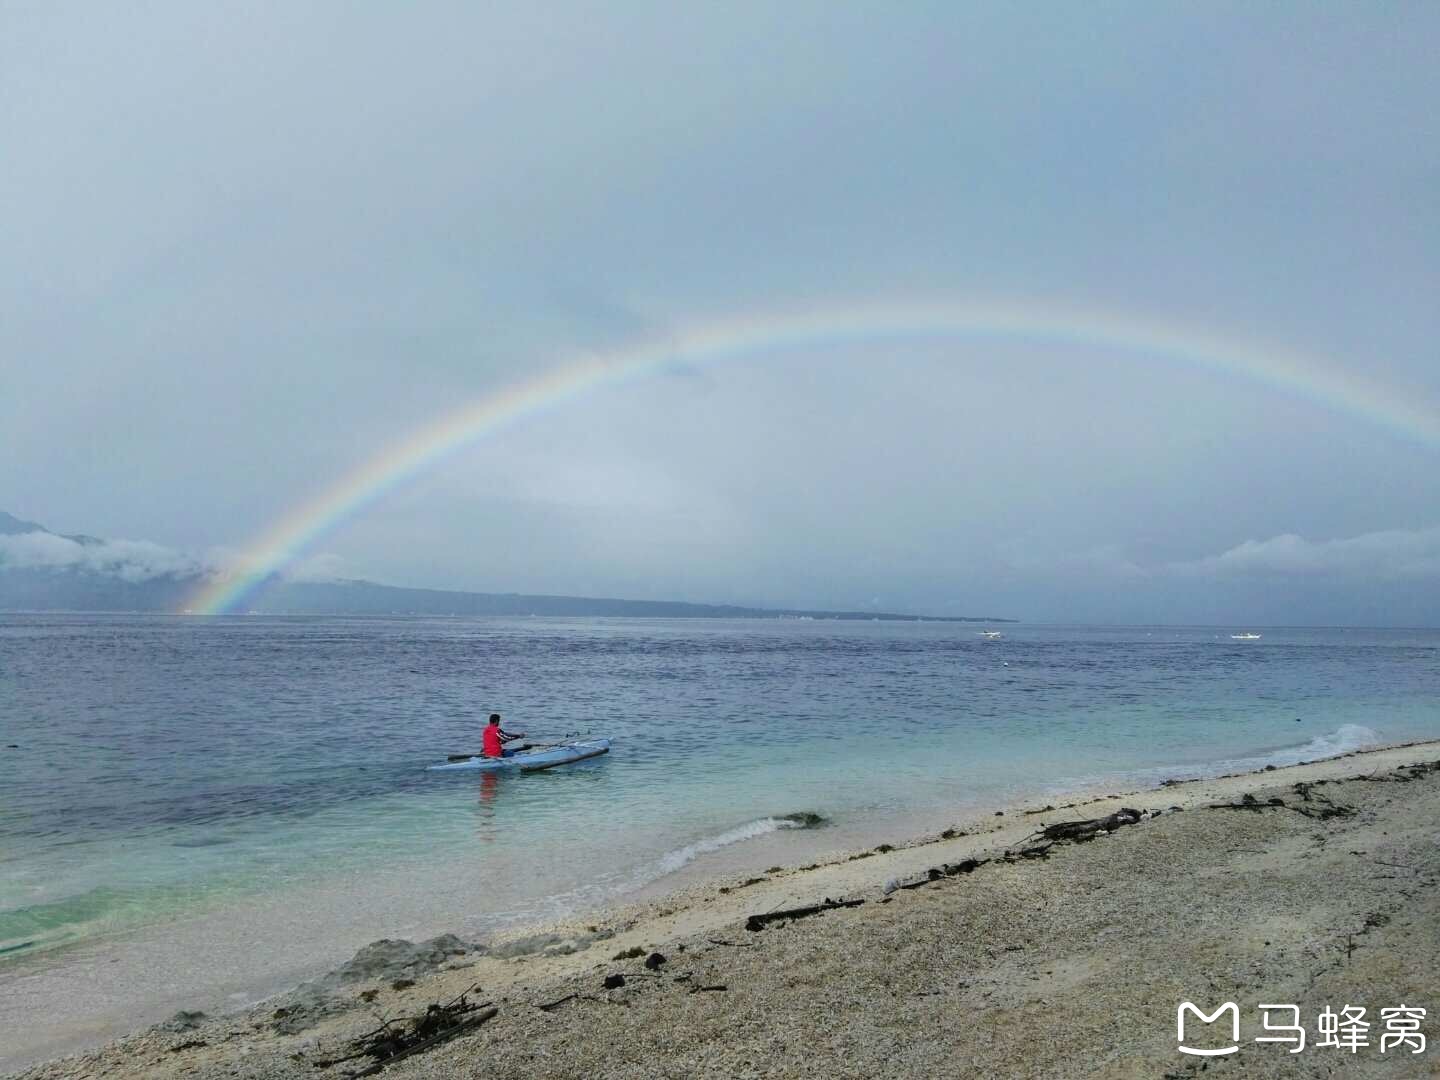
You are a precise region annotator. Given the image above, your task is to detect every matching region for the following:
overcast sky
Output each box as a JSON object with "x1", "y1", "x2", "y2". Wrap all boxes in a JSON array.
[{"x1": 3, "y1": 2, "x2": 1439, "y2": 624}]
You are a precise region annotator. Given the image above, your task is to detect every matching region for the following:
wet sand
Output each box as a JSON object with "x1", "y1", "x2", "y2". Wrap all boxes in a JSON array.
[{"x1": 11, "y1": 740, "x2": 1440, "y2": 1079}]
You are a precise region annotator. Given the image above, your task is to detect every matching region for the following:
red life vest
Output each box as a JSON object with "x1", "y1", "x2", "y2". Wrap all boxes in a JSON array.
[{"x1": 482, "y1": 725, "x2": 504, "y2": 758}]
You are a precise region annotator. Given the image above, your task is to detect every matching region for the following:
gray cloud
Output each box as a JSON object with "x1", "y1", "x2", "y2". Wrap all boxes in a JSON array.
[
  {"x1": 0, "y1": 532, "x2": 208, "y2": 584},
  {"x1": 0, "y1": 533, "x2": 352, "y2": 587},
  {"x1": 3, "y1": 3, "x2": 1439, "y2": 624},
  {"x1": 1169, "y1": 528, "x2": 1440, "y2": 582}
]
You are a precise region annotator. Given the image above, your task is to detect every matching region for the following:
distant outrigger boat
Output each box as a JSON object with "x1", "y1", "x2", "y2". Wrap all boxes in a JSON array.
[
  {"x1": 1230, "y1": 632, "x2": 1262, "y2": 640},
  {"x1": 978, "y1": 630, "x2": 1004, "y2": 640}
]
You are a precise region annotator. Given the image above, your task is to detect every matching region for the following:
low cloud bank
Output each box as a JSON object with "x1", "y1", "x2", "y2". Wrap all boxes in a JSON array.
[
  {"x1": 0, "y1": 532, "x2": 350, "y2": 586},
  {"x1": 1006, "y1": 526, "x2": 1440, "y2": 585},
  {"x1": 1169, "y1": 526, "x2": 1440, "y2": 581},
  {"x1": 0, "y1": 531, "x2": 210, "y2": 583}
]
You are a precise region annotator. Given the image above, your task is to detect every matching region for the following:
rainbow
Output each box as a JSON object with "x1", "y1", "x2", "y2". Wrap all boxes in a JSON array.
[{"x1": 187, "y1": 298, "x2": 1440, "y2": 614}]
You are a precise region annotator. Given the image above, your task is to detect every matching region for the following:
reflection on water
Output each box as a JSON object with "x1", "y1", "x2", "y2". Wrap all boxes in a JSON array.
[{"x1": 475, "y1": 771, "x2": 500, "y2": 842}]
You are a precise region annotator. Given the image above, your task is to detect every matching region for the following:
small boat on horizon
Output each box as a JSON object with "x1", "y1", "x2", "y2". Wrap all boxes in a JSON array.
[
  {"x1": 1230, "y1": 632, "x2": 1262, "y2": 640},
  {"x1": 978, "y1": 630, "x2": 1004, "y2": 640}
]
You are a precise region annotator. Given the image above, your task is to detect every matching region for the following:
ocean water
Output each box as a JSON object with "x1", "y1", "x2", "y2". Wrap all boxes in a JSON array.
[{"x1": 1, "y1": 615, "x2": 1438, "y2": 1059}]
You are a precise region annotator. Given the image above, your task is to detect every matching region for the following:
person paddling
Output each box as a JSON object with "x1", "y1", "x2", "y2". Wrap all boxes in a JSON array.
[{"x1": 482, "y1": 713, "x2": 525, "y2": 758}]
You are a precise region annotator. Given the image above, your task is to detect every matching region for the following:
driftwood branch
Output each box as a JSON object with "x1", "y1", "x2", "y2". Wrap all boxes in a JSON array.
[
  {"x1": 1208, "y1": 794, "x2": 1285, "y2": 812},
  {"x1": 314, "y1": 984, "x2": 492, "y2": 1074},
  {"x1": 1039, "y1": 808, "x2": 1142, "y2": 842},
  {"x1": 1005, "y1": 809, "x2": 1145, "y2": 860},
  {"x1": 745, "y1": 898, "x2": 864, "y2": 932},
  {"x1": 891, "y1": 858, "x2": 991, "y2": 891},
  {"x1": 345, "y1": 1007, "x2": 498, "y2": 1078}
]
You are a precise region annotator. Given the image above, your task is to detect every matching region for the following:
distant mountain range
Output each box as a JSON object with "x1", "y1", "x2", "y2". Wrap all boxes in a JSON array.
[{"x1": 0, "y1": 510, "x2": 1011, "y2": 622}]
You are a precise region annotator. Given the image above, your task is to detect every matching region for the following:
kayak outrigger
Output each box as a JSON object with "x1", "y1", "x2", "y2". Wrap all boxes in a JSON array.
[{"x1": 427, "y1": 737, "x2": 611, "y2": 773}]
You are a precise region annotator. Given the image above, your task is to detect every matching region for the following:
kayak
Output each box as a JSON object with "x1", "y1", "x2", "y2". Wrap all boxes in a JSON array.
[{"x1": 426, "y1": 738, "x2": 611, "y2": 773}]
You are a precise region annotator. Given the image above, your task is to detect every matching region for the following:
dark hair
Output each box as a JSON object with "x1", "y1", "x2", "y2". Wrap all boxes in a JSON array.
[{"x1": 488, "y1": 713, "x2": 501, "y2": 723}]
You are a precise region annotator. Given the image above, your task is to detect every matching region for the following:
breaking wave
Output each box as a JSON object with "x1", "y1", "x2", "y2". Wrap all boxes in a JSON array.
[
  {"x1": 1125, "y1": 723, "x2": 1384, "y2": 789},
  {"x1": 1267, "y1": 722, "x2": 1382, "y2": 766},
  {"x1": 653, "y1": 813, "x2": 825, "y2": 877}
]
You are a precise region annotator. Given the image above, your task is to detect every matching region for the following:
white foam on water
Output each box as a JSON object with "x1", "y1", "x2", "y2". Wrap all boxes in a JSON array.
[
  {"x1": 1207, "y1": 722, "x2": 1381, "y2": 774},
  {"x1": 651, "y1": 816, "x2": 806, "y2": 877},
  {"x1": 1101, "y1": 723, "x2": 1384, "y2": 791},
  {"x1": 1279, "y1": 722, "x2": 1382, "y2": 763}
]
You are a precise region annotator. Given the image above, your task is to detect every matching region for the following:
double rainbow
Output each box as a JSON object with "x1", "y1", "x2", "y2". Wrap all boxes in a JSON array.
[{"x1": 187, "y1": 299, "x2": 1438, "y2": 615}]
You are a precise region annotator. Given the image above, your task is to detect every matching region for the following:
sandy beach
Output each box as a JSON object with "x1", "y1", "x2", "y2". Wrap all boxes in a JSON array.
[{"x1": 9, "y1": 739, "x2": 1440, "y2": 1079}]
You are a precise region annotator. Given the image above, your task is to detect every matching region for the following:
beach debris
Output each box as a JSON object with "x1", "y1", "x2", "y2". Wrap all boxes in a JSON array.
[
  {"x1": 1039, "y1": 808, "x2": 1142, "y2": 842},
  {"x1": 602, "y1": 973, "x2": 626, "y2": 990},
  {"x1": 1011, "y1": 843, "x2": 1055, "y2": 860},
  {"x1": 312, "y1": 985, "x2": 494, "y2": 1076},
  {"x1": 1354, "y1": 760, "x2": 1440, "y2": 784},
  {"x1": 1208, "y1": 793, "x2": 1285, "y2": 812},
  {"x1": 706, "y1": 938, "x2": 754, "y2": 948},
  {"x1": 885, "y1": 857, "x2": 990, "y2": 893},
  {"x1": 643, "y1": 951, "x2": 667, "y2": 970},
  {"x1": 1003, "y1": 809, "x2": 1144, "y2": 860},
  {"x1": 1022, "y1": 805, "x2": 1057, "y2": 815},
  {"x1": 267, "y1": 935, "x2": 487, "y2": 1035},
  {"x1": 745, "y1": 897, "x2": 865, "y2": 932},
  {"x1": 875, "y1": 844, "x2": 896, "y2": 853},
  {"x1": 689, "y1": 984, "x2": 728, "y2": 993},
  {"x1": 167, "y1": 1040, "x2": 208, "y2": 1053},
  {"x1": 612, "y1": 946, "x2": 646, "y2": 960},
  {"x1": 537, "y1": 993, "x2": 581, "y2": 1012},
  {"x1": 1210, "y1": 791, "x2": 1355, "y2": 820},
  {"x1": 1291, "y1": 790, "x2": 1356, "y2": 819}
]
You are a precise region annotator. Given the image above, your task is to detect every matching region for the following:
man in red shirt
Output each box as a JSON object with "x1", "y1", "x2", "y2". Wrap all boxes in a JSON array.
[{"x1": 482, "y1": 713, "x2": 525, "y2": 758}]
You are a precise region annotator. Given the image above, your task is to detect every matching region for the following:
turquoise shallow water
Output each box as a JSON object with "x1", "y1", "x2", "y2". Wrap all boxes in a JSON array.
[{"x1": 1, "y1": 616, "x2": 1438, "y2": 969}]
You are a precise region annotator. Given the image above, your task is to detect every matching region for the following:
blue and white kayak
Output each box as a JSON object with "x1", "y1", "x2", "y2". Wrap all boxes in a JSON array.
[{"x1": 427, "y1": 738, "x2": 611, "y2": 773}]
